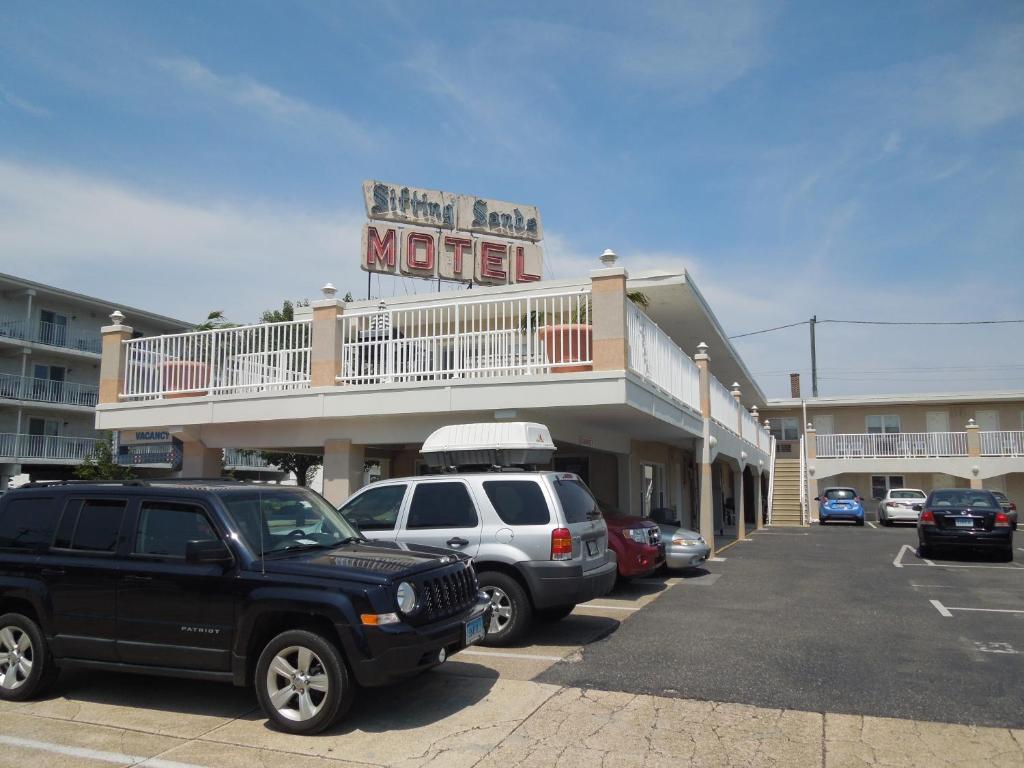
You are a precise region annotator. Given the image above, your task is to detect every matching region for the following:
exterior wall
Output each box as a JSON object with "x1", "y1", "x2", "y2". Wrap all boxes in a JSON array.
[
  {"x1": 628, "y1": 441, "x2": 694, "y2": 519},
  {"x1": 765, "y1": 401, "x2": 1024, "y2": 437}
]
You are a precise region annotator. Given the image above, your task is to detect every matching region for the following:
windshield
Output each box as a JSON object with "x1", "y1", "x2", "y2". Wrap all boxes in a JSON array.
[
  {"x1": 823, "y1": 489, "x2": 856, "y2": 500},
  {"x1": 553, "y1": 476, "x2": 602, "y2": 523},
  {"x1": 928, "y1": 490, "x2": 998, "y2": 509},
  {"x1": 218, "y1": 487, "x2": 361, "y2": 556},
  {"x1": 891, "y1": 490, "x2": 925, "y2": 499}
]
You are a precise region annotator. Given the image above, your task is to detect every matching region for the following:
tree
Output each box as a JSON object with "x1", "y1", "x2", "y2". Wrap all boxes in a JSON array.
[
  {"x1": 259, "y1": 452, "x2": 322, "y2": 487},
  {"x1": 75, "y1": 432, "x2": 135, "y2": 481},
  {"x1": 193, "y1": 310, "x2": 237, "y2": 331}
]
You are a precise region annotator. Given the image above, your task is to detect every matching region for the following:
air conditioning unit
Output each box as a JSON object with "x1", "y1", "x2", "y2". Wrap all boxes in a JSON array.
[{"x1": 421, "y1": 422, "x2": 556, "y2": 469}]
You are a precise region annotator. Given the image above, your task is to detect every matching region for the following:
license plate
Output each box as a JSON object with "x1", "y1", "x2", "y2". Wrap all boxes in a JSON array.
[
  {"x1": 955, "y1": 518, "x2": 973, "y2": 528},
  {"x1": 586, "y1": 540, "x2": 599, "y2": 557},
  {"x1": 465, "y1": 616, "x2": 485, "y2": 646}
]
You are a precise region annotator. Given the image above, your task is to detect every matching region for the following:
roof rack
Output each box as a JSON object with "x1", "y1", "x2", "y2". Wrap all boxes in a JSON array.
[
  {"x1": 20, "y1": 479, "x2": 150, "y2": 489},
  {"x1": 18, "y1": 477, "x2": 245, "y2": 489}
]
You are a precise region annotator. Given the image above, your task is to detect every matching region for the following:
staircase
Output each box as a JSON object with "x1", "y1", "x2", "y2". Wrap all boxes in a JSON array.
[{"x1": 769, "y1": 458, "x2": 805, "y2": 526}]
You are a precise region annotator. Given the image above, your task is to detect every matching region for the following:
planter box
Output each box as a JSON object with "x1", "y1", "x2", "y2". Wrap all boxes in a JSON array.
[{"x1": 538, "y1": 324, "x2": 592, "y2": 373}]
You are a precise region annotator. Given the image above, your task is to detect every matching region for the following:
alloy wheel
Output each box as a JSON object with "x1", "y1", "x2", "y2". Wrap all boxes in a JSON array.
[
  {"x1": 483, "y1": 586, "x2": 513, "y2": 635},
  {"x1": 265, "y1": 645, "x2": 330, "y2": 722},
  {"x1": 0, "y1": 626, "x2": 33, "y2": 691}
]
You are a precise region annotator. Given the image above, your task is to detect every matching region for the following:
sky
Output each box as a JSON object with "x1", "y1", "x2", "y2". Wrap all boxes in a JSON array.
[{"x1": 1, "y1": 0, "x2": 1022, "y2": 399}]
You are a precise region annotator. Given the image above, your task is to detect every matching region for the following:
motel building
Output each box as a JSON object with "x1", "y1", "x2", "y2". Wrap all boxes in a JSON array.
[{"x1": 90, "y1": 182, "x2": 1024, "y2": 549}]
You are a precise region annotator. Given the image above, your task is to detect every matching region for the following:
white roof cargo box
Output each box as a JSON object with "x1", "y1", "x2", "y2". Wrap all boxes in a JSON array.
[{"x1": 421, "y1": 422, "x2": 556, "y2": 468}]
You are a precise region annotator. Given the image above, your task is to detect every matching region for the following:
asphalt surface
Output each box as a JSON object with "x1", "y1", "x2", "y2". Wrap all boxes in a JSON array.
[{"x1": 538, "y1": 523, "x2": 1024, "y2": 728}]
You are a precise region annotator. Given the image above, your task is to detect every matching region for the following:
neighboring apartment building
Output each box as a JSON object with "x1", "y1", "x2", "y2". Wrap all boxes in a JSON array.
[
  {"x1": 762, "y1": 379, "x2": 1024, "y2": 522},
  {"x1": 0, "y1": 272, "x2": 193, "y2": 490}
]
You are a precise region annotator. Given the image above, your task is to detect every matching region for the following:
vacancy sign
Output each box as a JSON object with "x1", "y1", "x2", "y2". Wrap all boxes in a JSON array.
[{"x1": 360, "y1": 180, "x2": 544, "y2": 286}]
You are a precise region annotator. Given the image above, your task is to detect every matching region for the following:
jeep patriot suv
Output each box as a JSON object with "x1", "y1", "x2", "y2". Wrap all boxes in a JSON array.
[{"x1": 0, "y1": 480, "x2": 489, "y2": 734}]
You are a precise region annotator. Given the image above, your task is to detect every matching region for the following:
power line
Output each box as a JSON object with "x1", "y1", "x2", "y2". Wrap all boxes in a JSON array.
[
  {"x1": 729, "y1": 317, "x2": 1024, "y2": 339},
  {"x1": 728, "y1": 320, "x2": 809, "y2": 339}
]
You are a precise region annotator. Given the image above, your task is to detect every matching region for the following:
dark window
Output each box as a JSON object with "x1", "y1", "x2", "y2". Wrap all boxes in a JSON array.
[
  {"x1": 134, "y1": 502, "x2": 216, "y2": 558},
  {"x1": 554, "y1": 477, "x2": 600, "y2": 524},
  {"x1": 483, "y1": 481, "x2": 550, "y2": 526},
  {"x1": 406, "y1": 483, "x2": 477, "y2": 529},
  {"x1": 67, "y1": 499, "x2": 127, "y2": 553},
  {"x1": 340, "y1": 485, "x2": 407, "y2": 531},
  {"x1": 927, "y1": 490, "x2": 999, "y2": 508},
  {"x1": 823, "y1": 489, "x2": 857, "y2": 501},
  {"x1": 0, "y1": 498, "x2": 58, "y2": 551}
]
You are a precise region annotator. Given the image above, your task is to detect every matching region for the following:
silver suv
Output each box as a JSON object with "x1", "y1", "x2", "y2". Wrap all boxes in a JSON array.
[{"x1": 338, "y1": 472, "x2": 618, "y2": 645}]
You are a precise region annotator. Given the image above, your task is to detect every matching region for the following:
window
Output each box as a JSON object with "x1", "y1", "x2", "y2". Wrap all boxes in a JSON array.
[
  {"x1": 929, "y1": 490, "x2": 998, "y2": 509},
  {"x1": 483, "y1": 481, "x2": 550, "y2": 526},
  {"x1": 56, "y1": 499, "x2": 127, "y2": 553},
  {"x1": 890, "y1": 490, "x2": 925, "y2": 499},
  {"x1": 822, "y1": 489, "x2": 857, "y2": 501},
  {"x1": 768, "y1": 418, "x2": 799, "y2": 441},
  {"x1": 134, "y1": 502, "x2": 217, "y2": 558},
  {"x1": 866, "y1": 415, "x2": 901, "y2": 434},
  {"x1": 554, "y1": 477, "x2": 600, "y2": 524},
  {"x1": 340, "y1": 485, "x2": 407, "y2": 531},
  {"x1": 406, "y1": 483, "x2": 478, "y2": 529},
  {"x1": 871, "y1": 475, "x2": 904, "y2": 500},
  {"x1": 0, "y1": 498, "x2": 58, "y2": 551}
]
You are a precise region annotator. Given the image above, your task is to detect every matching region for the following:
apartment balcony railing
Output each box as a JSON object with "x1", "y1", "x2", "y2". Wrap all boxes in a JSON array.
[
  {"x1": 625, "y1": 302, "x2": 701, "y2": 413},
  {"x1": 0, "y1": 373, "x2": 99, "y2": 407},
  {"x1": 0, "y1": 316, "x2": 102, "y2": 354},
  {"x1": 121, "y1": 320, "x2": 312, "y2": 399},
  {"x1": 0, "y1": 433, "x2": 99, "y2": 462},
  {"x1": 117, "y1": 444, "x2": 183, "y2": 467},
  {"x1": 816, "y1": 431, "x2": 970, "y2": 458},
  {"x1": 224, "y1": 448, "x2": 280, "y2": 470},
  {"x1": 980, "y1": 431, "x2": 1024, "y2": 457}
]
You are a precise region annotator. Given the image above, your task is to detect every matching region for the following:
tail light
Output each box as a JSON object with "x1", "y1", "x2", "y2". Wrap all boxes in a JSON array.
[
  {"x1": 551, "y1": 528, "x2": 573, "y2": 561},
  {"x1": 1010, "y1": 502, "x2": 1017, "y2": 512},
  {"x1": 919, "y1": 510, "x2": 935, "y2": 525},
  {"x1": 995, "y1": 512, "x2": 1011, "y2": 528}
]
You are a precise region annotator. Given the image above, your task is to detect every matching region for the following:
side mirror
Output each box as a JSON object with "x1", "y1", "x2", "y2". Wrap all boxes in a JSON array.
[
  {"x1": 856, "y1": 496, "x2": 863, "y2": 502},
  {"x1": 186, "y1": 539, "x2": 233, "y2": 564},
  {"x1": 912, "y1": 504, "x2": 923, "y2": 512}
]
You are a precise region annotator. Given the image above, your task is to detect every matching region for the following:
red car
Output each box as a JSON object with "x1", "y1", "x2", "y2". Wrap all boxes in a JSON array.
[{"x1": 602, "y1": 507, "x2": 665, "y2": 579}]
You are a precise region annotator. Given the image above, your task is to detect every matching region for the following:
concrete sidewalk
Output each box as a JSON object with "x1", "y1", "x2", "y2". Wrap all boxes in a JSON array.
[{"x1": 2, "y1": 675, "x2": 1022, "y2": 768}]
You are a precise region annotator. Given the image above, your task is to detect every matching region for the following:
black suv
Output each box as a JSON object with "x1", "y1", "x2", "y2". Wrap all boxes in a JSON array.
[{"x1": 0, "y1": 480, "x2": 489, "y2": 734}]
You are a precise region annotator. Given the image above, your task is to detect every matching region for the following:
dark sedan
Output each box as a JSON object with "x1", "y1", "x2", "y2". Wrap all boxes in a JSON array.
[{"x1": 916, "y1": 489, "x2": 1013, "y2": 561}]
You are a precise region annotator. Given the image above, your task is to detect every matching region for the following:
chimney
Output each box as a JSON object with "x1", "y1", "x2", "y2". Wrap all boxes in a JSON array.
[{"x1": 790, "y1": 373, "x2": 801, "y2": 399}]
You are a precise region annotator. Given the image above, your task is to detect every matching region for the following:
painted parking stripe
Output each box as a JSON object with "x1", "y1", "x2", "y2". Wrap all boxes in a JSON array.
[
  {"x1": 0, "y1": 735, "x2": 206, "y2": 768},
  {"x1": 866, "y1": 521, "x2": 877, "y2": 529},
  {"x1": 577, "y1": 603, "x2": 640, "y2": 612},
  {"x1": 708, "y1": 556, "x2": 727, "y2": 562},
  {"x1": 929, "y1": 599, "x2": 1024, "y2": 617},
  {"x1": 930, "y1": 599, "x2": 953, "y2": 617},
  {"x1": 459, "y1": 649, "x2": 565, "y2": 662}
]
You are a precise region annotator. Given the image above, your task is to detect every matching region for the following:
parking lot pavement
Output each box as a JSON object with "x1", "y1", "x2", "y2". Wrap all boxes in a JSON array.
[{"x1": 539, "y1": 523, "x2": 1024, "y2": 730}]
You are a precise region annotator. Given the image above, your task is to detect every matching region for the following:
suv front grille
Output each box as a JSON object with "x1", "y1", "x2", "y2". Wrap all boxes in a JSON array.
[{"x1": 418, "y1": 561, "x2": 478, "y2": 622}]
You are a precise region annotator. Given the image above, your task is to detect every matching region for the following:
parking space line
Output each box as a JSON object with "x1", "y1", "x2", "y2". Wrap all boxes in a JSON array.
[
  {"x1": 0, "y1": 735, "x2": 207, "y2": 768},
  {"x1": 930, "y1": 599, "x2": 953, "y2": 617},
  {"x1": 460, "y1": 649, "x2": 565, "y2": 662},
  {"x1": 929, "y1": 599, "x2": 1024, "y2": 618},
  {"x1": 709, "y1": 556, "x2": 727, "y2": 562},
  {"x1": 893, "y1": 544, "x2": 915, "y2": 568},
  {"x1": 577, "y1": 603, "x2": 639, "y2": 611},
  {"x1": 866, "y1": 521, "x2": 877, "y2": 529}
]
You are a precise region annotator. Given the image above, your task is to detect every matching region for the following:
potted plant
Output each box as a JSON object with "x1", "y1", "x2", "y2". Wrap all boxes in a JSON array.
[
  {"x1": 532, "y1": 291, "x2": 649, "y2": 373},
  {"x1": 160, "y1": 311, "x2": 232, "y2": 398}
]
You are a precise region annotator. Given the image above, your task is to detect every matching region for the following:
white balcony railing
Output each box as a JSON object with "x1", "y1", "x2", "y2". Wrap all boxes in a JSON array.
[
  {"x1": 0, "y1": 433, "x2": 99, "y2": 461},
  {"x1": 816, "y1": 432, "x2": 969, "y2": 458},
  {"x1": 338, "y1": 289, "x2": 591, "y2": 385},
  {"x1": 709, "y1": 377, "x2": 738, "y2": 429},
  {"x1": 980, "y1": 431, "x2": 1024, "y2": 457},
  {"x1": 224, "y1": 448, "x2": 281, "y2": 469},
  {"x1": 740, "y1": 408, "x2": 761, "y2": 445},
  {"x1": 0, "y1": 316, "x2": 102, "y2": 354},
  {"x1": 626, "y1": 302, "x2": 701, "y2": 413},
  {"x1": 121, "y1": 320, "x2": 312, "y2": 399},
  {"x1": 0, "y1": 373, "x2": 99, "y2": 407}
]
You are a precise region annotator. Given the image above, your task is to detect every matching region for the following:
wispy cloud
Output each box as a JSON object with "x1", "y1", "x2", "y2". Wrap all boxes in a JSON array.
[
  {"x1": 155, "y1": 56, "x2": 374, "y2": 149},
  {"x1": 0, "y1": 84, "x2": 48, "y2": 116}
]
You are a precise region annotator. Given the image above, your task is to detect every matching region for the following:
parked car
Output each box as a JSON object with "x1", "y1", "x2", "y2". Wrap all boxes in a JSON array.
[
  {"x1": 0, "y1": 480, "x2": 489, "y2": 735},
  {"x1": 916, "y1": 489, "x2": 1013, "y2": 561},
  {"x1": 816, "y1": 487, "x2": 865, "y2": 525},
  {"x1": 989, "y1": 490, "x2": 1018, "y2": 530},
  {"x1": 600, "y1": 505, "x2": 665, "y2": 579},
  {"x1": 877, "y1": 488, "x2": 927, "y2": 526},
  {"x1": 338, "y1": 471, "x2": 617, "y2": 646},
  {"x1": 650, "y1": 508, "x2": 710, "y2": 570}
]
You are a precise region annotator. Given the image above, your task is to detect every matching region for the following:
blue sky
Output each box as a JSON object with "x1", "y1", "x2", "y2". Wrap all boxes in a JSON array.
[{"x1": 1, "y1": 0, "x2": 1022, "y2": 398}]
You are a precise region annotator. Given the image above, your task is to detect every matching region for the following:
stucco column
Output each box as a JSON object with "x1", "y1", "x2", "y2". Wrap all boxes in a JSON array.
[
  {"x1": 731, "y1": 383, "x2": 743, "y2": 435},
  {"x1": 311, "y1": 283, "x2": 344, "y2": 387},
  {"x1": 965, "y1": 419, "x2": 982, "y2": 489},
  {"x1": 695, "y1": 342, "x2": 715, "y2": 552},
  {"x1": 805, "y1": 424, "x2": 818, "y2": 523},
  {"x1": 734, "y1": 462, "x2": 746, "y2": 541},
  {"x1": 751, "y1": 406, "x2": 760, "y2": 449},
  {"x1": 322, "y1": 438, "x2": 365, "y2": 506},
  {"x1": 179, "y1": 442, "x2": 222, "y2": 478},
  {"x1": 99, "y1": 311, "x2": 134, "y2": 405},
  {"x1": 590, "y1": 265, "x2": 629, "y2": 371},
  {"x1": 753, "y1": 467, "x2": 764, "y2": 530}
]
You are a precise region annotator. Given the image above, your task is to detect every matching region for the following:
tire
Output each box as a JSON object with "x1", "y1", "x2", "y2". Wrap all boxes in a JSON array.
[
  {"x1": 255, "y1": 629, "x2": 353, "y2": 735},
  {"x1": 477, "y1": 571, "x2": 532, "y2": 647},
  {"x1": 0, "y1": 612, "x2": 59, "y2": 702},
  {"x1": 856, "y1": 519, "x2": 865, "y2": 527},
  {"x1": 819, "y1": 519, "x2": 827, "y2": 526},
  {"x1": 1001, "y1": 547, "x2": 1014, "y2": 563},
  {"x1": 918, "y1": 543, "x2": 931, "y2": 559},
  {"x1": 536, "y1": 605, "x2": 575, "y2": 622}
]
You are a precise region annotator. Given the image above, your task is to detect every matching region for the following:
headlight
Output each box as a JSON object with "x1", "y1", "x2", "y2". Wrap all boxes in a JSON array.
[
  {"x1": 673, "y1": 538, "x2": 703, "y2": 547},
  {"x1": 396, "y1": 581, "x2": 417, "y2": 614},
  {"x1": 622, "y1": 528, "x2": 648, "y2": 543}
]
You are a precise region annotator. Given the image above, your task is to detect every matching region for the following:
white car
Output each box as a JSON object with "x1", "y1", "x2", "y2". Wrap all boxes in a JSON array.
[{"x1": 877, "y1": 488, "x2": 927, "y2": 525}]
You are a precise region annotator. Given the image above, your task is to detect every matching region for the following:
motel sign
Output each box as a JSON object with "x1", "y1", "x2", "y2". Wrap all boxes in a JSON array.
[{"x1": 360, "y1": 180, "x2": 544, "y2": 286}]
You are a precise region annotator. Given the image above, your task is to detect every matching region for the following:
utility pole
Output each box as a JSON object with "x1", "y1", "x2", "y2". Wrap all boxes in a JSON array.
[{"x1": 809, "y1": 315, "x2": 819, "y2": 398}]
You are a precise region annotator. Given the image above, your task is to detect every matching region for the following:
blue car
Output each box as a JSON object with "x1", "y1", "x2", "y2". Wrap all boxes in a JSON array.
[{"x1": 817, "y1": 487, "x2": 865, "y2": 526}]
